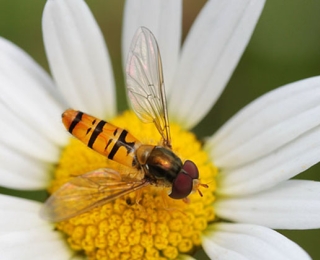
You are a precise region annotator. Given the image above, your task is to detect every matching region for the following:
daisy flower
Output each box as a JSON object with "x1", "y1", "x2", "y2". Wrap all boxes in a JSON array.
[{"x1": 1, "y1": 0, "x2": 320, "y2": 259}]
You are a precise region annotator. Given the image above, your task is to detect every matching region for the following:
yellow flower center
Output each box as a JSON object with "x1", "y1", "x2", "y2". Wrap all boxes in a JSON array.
[{"x1": 49, "y1": 110, "x2": 217, "y2": 260}]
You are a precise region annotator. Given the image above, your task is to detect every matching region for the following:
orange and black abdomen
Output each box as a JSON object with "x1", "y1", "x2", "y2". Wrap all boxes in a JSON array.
[{"x1": 62, "y1": 109, "x2": 142, "y2": 168}]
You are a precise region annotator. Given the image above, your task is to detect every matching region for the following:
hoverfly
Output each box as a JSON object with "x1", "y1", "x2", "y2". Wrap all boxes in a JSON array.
[{"x1": 41, "y1": 27, "x2": 204, "y2": 222}]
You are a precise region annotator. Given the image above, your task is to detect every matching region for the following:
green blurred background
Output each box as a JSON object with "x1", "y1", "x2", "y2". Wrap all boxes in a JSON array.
[{"x1": 0, "y1": 0, "x2": 320, "y2": 259}]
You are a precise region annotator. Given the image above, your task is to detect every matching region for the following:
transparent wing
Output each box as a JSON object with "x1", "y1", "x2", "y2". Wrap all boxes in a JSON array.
[
  {"x1": 126, "y1": 27, "x2": 171, "y2": 148},
  {"x1": 40, "y1": 168, "x2": 149, "y2": 222}
]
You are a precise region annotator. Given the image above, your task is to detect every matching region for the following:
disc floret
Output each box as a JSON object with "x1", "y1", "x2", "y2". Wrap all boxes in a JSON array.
[{"x1": 50, "y1": 111, "x2": 217, "y2": 259}]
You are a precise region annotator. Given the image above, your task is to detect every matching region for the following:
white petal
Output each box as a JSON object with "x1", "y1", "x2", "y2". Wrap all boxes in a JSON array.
[
  {"x1": 0, "y1": 37, "x2": 68, "y2": 148},
  {"x1": 202, "y1": 223, "x2": 311, "y2": 260},
  {"x1": 0, "y1": 195, "x2": 72, "y2": 259},
  {"x1": 0, "y1": 146, "x2": 50, "y2": 189},
  {"x1": 169, "y1": 0, "x2": 266, "y2": 129},
  {"x1": 215, "y1": 180, "x2": 320, "y2": 229},
  {"x1": 0, "y1": 195, "x2": 48, "y2": 230},
  {"x1": 208, "y1": 76, "x2": 320, "y2": 168},
  {"x1": 0, "y1": 229, "x2": 71, "y2": 260},
  {"x1": 43, "y1": 0, "x2": 116, "y2": 119},
  {"x1": 207, "y1": 77, "x2": 320, "y2": 195},
  {"x1": 122, "y1": 0, "x2": 182, "y2": 92},
  {"x1": 218, "y1": 125, "x2": 320, "y2": 195},
  {"x1": 0, "y1": 101, "x2": 62, "y2": 163}
]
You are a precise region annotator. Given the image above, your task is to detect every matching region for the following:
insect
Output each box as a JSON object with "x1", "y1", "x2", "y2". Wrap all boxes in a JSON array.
[{"x1": 41, "y1": 27, "x2": 205, "y2": 222}]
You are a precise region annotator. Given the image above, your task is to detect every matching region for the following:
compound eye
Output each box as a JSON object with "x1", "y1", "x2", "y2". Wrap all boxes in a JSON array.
[
  {"x1": 169, "y1": 172, "x2": 193, "y2": 199},
  {"x1": 182, "y1": 160, "x2": 199, "y2": 179}
]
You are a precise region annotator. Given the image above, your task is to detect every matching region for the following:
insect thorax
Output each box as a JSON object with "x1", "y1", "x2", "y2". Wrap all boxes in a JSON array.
[{"x1": 136, "y1": 145, "x2": 182, "y2": 184}]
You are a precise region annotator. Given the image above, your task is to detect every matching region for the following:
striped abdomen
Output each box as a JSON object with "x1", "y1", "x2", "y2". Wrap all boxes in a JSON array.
[{"x1": 62, "y1": 109, "x2": 142, "y2": 168}]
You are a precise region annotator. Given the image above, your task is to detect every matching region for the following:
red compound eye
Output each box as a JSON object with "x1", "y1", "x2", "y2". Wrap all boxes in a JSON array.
[
  {"x1": 182, "y1": 160, "x2": 199, "y2": 179},
  {"x1": 169, "y1": 172, "x2": 193, "y2": 199},
  {"x1": 169, "y1": 160, "x2": 199, "y2": 199}
]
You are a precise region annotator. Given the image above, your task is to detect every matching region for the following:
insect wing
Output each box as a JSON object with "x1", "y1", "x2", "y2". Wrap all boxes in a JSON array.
[
  {"x1": 40, "y1": 168, "x2": 149, "y2": 222},
  {"x1": 126, "y1": 27, "x2": 171, "y2": 148}
]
